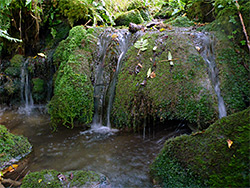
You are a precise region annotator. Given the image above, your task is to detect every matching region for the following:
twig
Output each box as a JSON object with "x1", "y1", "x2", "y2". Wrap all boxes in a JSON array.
[
  {"x1": 10, "y1": 165, "x2": 28, "y2": 188},
  {"x1": 235, "y1": 1, "x2": 250, "y2": 53},
  {"x1": 83, "y1": 19, "x2": 92, "y2": 27}
]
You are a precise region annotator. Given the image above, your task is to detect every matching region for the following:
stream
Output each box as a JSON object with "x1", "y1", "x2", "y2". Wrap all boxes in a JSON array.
[{"x1": 0, "y1": 108, "x2": 186, "y2": 187}]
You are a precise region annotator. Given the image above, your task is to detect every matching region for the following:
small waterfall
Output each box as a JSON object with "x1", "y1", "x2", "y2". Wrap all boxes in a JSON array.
[
  {"x1": 191, "y1": 32, "x2": 227, "y2": 118},
  {"x1": 19, "y1": 58, "x2": 34, "y2": 114},
  {"x1": 93, "y1": 29, "x2": 136, "y2": 128}
]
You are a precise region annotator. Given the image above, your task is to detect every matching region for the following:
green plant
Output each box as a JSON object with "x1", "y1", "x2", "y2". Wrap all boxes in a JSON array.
[{"x1": 134, "y1": 38, "x2": 149, "y2": 55}]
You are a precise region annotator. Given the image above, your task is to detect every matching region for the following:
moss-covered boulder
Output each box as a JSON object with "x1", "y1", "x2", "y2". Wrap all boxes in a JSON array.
[
  {"x1": 0, "y1": 125, "x2": 32, "y2": 170},
  {"x1": 21, "y1": 169, "x2": 111, "y2": 188},
  {"x1": 150, "y1": 107, "x2": 250, "y2": 187},
  {"x1": 214, "y1": 32, "x2": 250, "y2": 115},
  {"x1": 112, "y1": 30, "x2": 218, "y2": 130},
  {"x1": 48, "y1": 26, "x2": 98, "y2": 129},
  {"x1": 165, "y1": 16, "x2": 195, "y2": 27},
  {"x1": 4, "y1": 54, "x2": 24, "y2": 77},
  {"x1": 115, "y1": 9, "x2": 144, "y2": 26}
]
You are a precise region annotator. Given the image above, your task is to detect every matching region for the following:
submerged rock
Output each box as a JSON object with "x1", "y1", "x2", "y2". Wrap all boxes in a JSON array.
[
  {"x1": 21, "y1": 169, "x2": 111, "y2": 188},
  {"x1": 150, "y1": 107, "x2": 250, "y2": 187}
]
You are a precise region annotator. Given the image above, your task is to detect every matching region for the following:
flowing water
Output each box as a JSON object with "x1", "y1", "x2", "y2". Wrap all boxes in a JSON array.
[
  {"x1": 19, "y1": 59, "x2": 34, "y2": 115},
  {"x1": 93, "y1": 29, "x2": 140, "y2": 128},
  {"x1": 0, "y1": 109, "x2": 186, "y2": 187},
  {"x1": 191, "y1": 32, "x2": 227, "y2": 118}
]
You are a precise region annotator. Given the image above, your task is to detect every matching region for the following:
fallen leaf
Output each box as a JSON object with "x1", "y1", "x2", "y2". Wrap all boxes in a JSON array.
[
  {"x1": 168, "y1": 51, "x2": 174, "y2": 66},
  {"x1": 160, "y1": 28, "x2": 165, "y2": 32},
  {"x1": 2, "y1": 164, "x2": 18, "y2": 174},
  {"x1": 111, "y1": 33, "x2": 118, "y2": 39},
  {"x1": 147, "y1": 68, "x2": 152, "y2": 78},
  {"x1": 150, "y1": 71, "x2": 156, "y2": 78},
  {"x1": 38, "y1": 179, "x2": 43, "y2": 183},
  {"x1": 195, "y1": 46, "x2": 201, "y2": 51},
  {"x1": 37, "y1": 53, "x2": 47, "y2": 58},
  {"x1": 227, "y1": 139, "x2": 233, "y2": 148},
  {"x1": 140, "y1": 80, "x2": 147, "y2": 86}
]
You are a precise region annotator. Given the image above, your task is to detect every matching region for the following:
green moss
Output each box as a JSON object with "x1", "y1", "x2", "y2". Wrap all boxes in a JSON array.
[
  {"x1": 48, "y1": 26, "x2": 97, "y2": 129},
  {"x1": 0, "y1": 125, "x2": 32, "y2": 169},
  {"x1": 21, "y1": 169, "x2": 108, "y2": 188},
  {"x1": 150, "y1": 108, "x2": 250, "y2": 187},
  {"x1": 32, "y1": 78, "x2": 44, "y2": 93},
  {"x1": 10, "y1": 54, "x2": 24, "y2": 67},
  {"x1": 165, "y1": 16, "x2": 195, "y2": 27},
  {"x1": 187, "y1": 0, "x2": 215, "y2": 22},
  {"x1": 58, "y1": 0, "x2": 89, "y2": 27},
  {"x1": 4, "y1": 66, "x2": 20, "y2": 76},
  {"x1": 115, "y1": 9, "x2": 144, "y2": 26},
  {"x1": 213, "y1": 33, "x2": 250, "y2": 115},
  {"x1": 112, "y1": 32, "x2": 217, "y2": 130}
]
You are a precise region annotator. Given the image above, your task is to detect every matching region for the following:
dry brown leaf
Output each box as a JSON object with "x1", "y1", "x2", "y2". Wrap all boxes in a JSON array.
[
  {"x1": 150, "y1": 71, "x2": 156, "y2": 78},
  {"x1": 227, "y1": 139, "x2": 233, "y2": 148},
  {"x1": 2, "y1": 164, "x2": 18, "y2": 175}
]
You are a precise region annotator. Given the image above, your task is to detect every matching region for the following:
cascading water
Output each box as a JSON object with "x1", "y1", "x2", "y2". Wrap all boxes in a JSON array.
[
  {"x1": 191, "y1": 32, "x2": 227, "y2": 118},
  {"x1": 19, "y1": 58, "x2": 34, "y2": 115},
  {"x1": 93, "y1": 29, "x2": 138, "y2": 128}
]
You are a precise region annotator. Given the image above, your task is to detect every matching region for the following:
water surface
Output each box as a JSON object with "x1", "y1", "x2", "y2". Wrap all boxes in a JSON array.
[{"x1": 0, "y1": 109, "x2": 183, "y2": 187}]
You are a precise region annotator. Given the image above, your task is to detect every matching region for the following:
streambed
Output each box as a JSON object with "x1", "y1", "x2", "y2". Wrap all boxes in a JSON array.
[{"x1": 0, "y1": 108, "x2": 186, "y2": 187}]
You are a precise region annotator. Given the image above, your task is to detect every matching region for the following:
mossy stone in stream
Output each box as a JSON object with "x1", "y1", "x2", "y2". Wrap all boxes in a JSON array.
[
  {"x1": 150, "y1": 107, "x2": 250, "y2": 187},
  {"x1": 21, "y1": 169, "x2": 111, "y2": 188},
  {"x1": 115, "y1": 9, "x2": 144, "y2": 26},
  {"x1": 112, "y1": 31, "x2": 217, "y2": 130},
  {"x1": 0, "y1": 125, "x2": 32, "y2": 169},
  {"x1": 48, "y1": 26, "x2": 98, "y2": 129}
]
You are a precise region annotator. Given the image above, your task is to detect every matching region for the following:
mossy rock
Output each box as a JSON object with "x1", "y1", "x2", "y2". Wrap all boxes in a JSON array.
[
  {"x1": 0, "y1": 125, "x2": 32, "y2": 170},
  {"x1": 21, "y1": 169, "x2": 111, "y2": 188},
  {"x1": 187, "y1": 0, "x2": 215, "y2": 22},
  {"x1": 32, "y1": 78, "x2": 44, "y2": 94},
  {"x1": 32, "y1": 78, "x2": 45, "y2": 103},
  {"x1": 115, "y1": 9, "x2": 144, "y2": 26},
  {"x1": 4, "y1": 54, "x2": 24, "y2": 76},
  {"x1": 112, "y1": 31, "x2": 218, "y2": 130},
  {"x1": 10, "y1": 54, "x2": 24, "y2": 68},
  {"x1": 150, "y1": 107, "x2": 250, "y2": 187},
  {"x1": 48, "y1": 26, "x2": 98, "y2": 129},
  {"x1": 4, "y1": 66, "x2": 20, "y2": 76},
  {"x1": 165, "y1": 16, "x2": 195, "y2": 27},
  {"x1": 213, "y1": 31, "x2": 250, "y2": 115}
]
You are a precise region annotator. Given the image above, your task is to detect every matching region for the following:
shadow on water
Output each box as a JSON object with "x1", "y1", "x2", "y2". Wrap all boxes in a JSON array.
[{"x1": 0, "y1": 109, "x2": 190, "y2": 188}]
